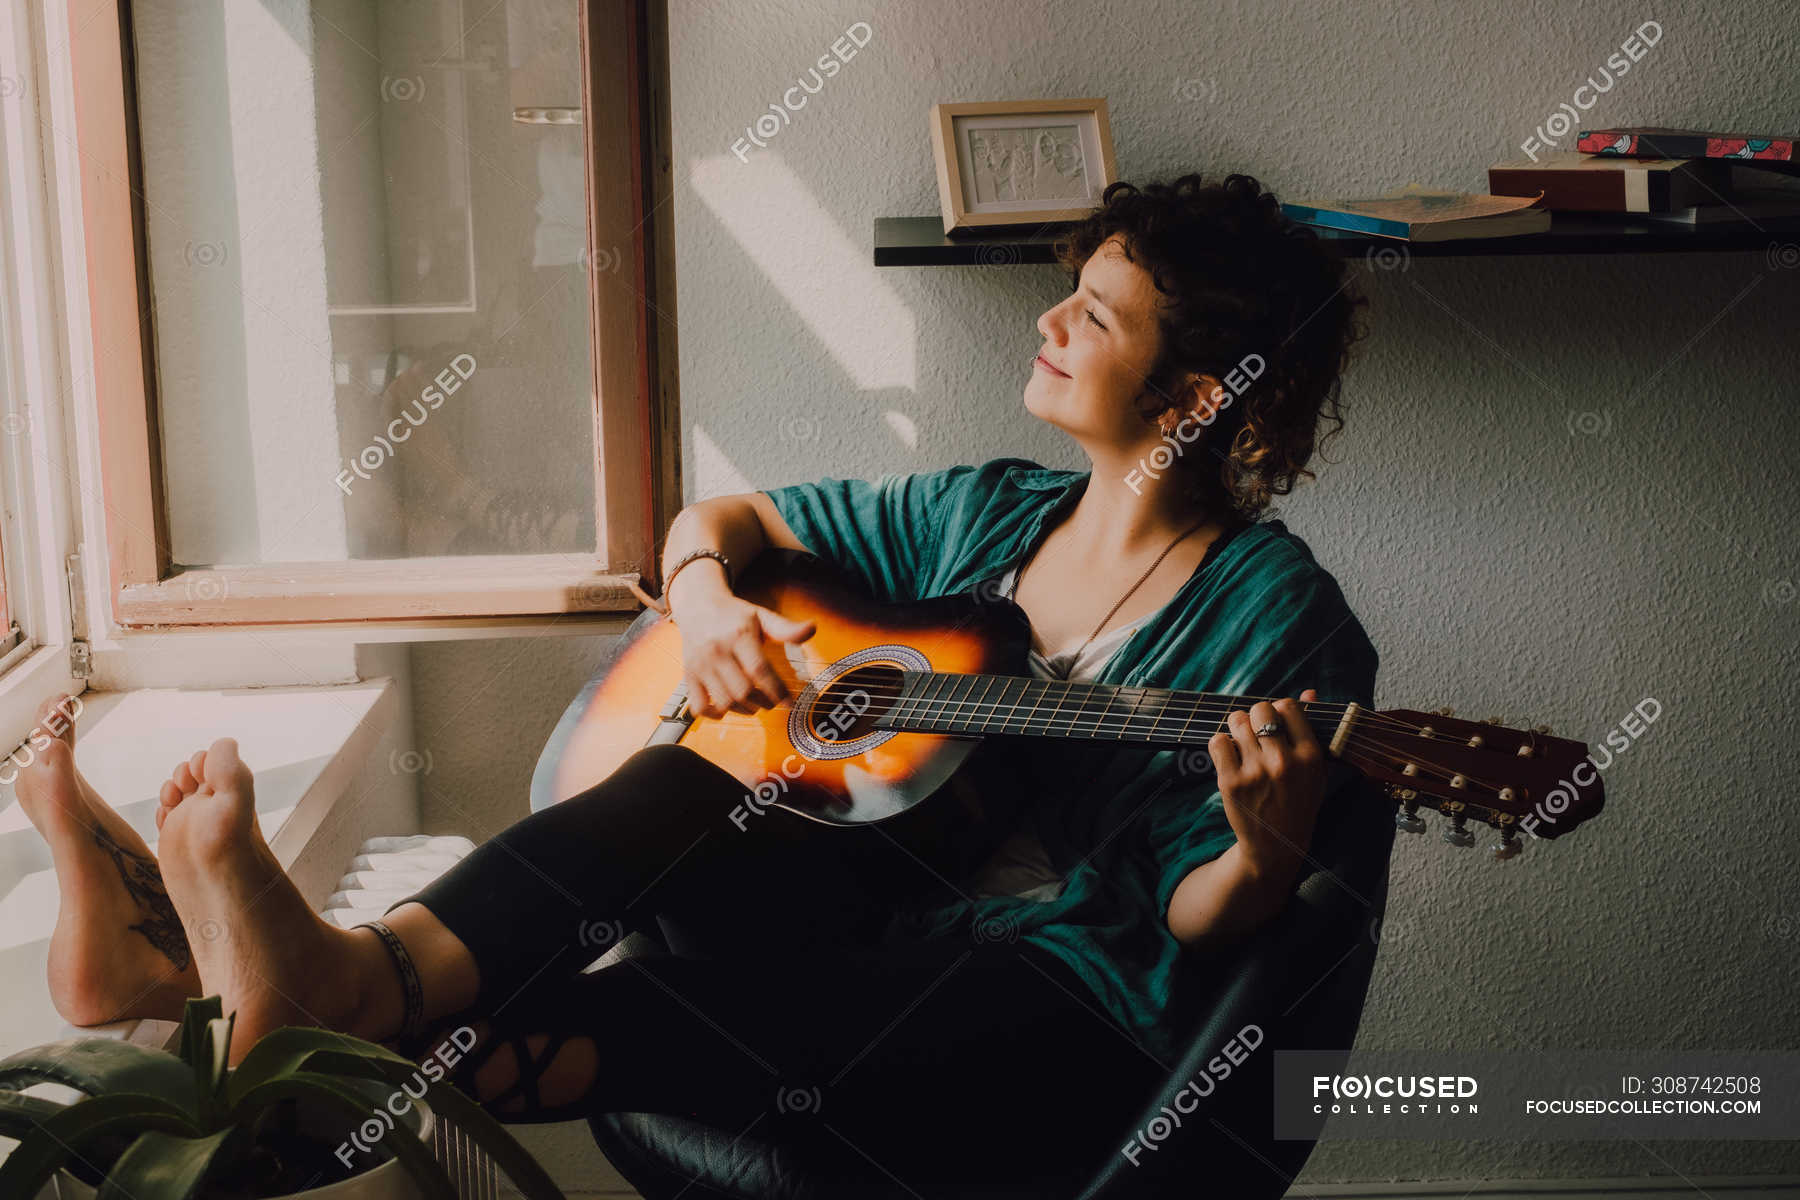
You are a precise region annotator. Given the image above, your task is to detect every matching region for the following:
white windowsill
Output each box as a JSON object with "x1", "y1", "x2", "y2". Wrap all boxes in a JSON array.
[{"x1": 0, "y1": 679, "x2": 404, "y2": 1062}]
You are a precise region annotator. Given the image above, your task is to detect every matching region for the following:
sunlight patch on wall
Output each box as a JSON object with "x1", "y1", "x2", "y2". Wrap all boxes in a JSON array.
[
  {"x1": 690, "y1": 424, "x2": 755, "y2": 501},
  {"x1": 882, "y1": 409, "x2": 918, "y2": 449},
  {"x1": 689, "y1": 154, "x2": 915, "y2": 391}
]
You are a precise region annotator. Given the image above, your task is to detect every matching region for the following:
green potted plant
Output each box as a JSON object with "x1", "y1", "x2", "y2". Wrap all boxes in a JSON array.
[{"x1": 0, "y1": 995, "x2": 565, "y2": 1199}]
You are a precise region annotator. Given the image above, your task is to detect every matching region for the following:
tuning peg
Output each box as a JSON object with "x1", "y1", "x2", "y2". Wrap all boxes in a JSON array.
[
  {"x1": 1490, "y1": 826, "x2": 1523, "y2": 862},
  {"x1": 1394, "y1": 805, "x2": 1426, "y2": 835},
  {"x1": 1532, "y1": 723, "x2": 1554, "y2": 736},
  {"x1": 1481, "y1": 715, "x2": 1504, "y2": 726},
  {"x1": 1434, "y1": 706, "x2": 1457, "y2": 718},
  {"x1": 1442, "y1": 813, "x2": 1475, "y2": 848}
]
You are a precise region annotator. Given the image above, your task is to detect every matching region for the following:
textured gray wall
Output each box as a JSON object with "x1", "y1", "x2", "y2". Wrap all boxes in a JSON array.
[{"x1": 419, "y1": 0, "x2": 1800, "y2": 1186}]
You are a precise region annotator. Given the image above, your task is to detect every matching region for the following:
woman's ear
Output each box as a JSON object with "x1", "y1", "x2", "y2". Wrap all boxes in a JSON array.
[{"x1": 1185, "y1": 373, "x2": 1229, "y2": 425}]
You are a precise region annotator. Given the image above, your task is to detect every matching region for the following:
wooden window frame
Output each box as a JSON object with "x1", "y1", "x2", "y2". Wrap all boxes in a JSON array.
[{"x1": 66, "y1": 0, "x2": 680, "y2": 629}]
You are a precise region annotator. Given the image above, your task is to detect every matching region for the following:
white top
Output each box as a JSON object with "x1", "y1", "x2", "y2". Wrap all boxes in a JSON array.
[{"x1": 964, "y1": 566, "x2": 1172, "y2": 903}]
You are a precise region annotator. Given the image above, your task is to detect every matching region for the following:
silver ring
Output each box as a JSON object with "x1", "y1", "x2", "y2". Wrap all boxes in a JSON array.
[{"x1": 1254, "y1": 721, "x2": 1284, "y2": 738}]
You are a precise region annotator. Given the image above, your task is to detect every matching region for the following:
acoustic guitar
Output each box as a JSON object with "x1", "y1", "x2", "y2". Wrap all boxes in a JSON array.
[{"x1": 546, "y1": 549, "x2": 1604, "y2": 861}]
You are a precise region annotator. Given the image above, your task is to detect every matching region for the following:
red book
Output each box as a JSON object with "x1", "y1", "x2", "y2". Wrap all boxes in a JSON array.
[{"x1": 1576, "y1": 126, "x2": 1799, "y2": 176}]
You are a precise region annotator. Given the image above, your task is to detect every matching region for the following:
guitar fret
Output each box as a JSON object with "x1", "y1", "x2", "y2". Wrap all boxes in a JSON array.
[
  {"x1": 973, "y1": 673, "x2": 999, "y2": 732},
  {"x1": 943, "y1": 676, "x2": 972, "y2": 734},
  {"x1": 1145, "y1": 688, "x2": 1177, "y2": 742},
  {"x1": 1082, "y1": 682, "x2": 1113, "y2": 739},
  {"x1": 918, "y1": 674, "x2": 944, "y2": 729},
  {"x1": 1210, "y1": 692, "x2": 1233, "y2": 739},
  {"x1": 1176, "y1": 688, "x2": 1201, "y2": 745},
  {"x1": 983, "y1": 676, "x2": 1012, "y2": 734},
  {"x1": 1000, "y1": 677, "x2": 1031, "y2": 734},
  {"x1": 894, "y1": 673, "x2": 925, "y2": 729},
  {"x1": 1021, "y1": 677, "x2": 1049, "y2": 733},
  {"x1": 1042, "y1": 679, "x2": 1074, "y2": 737}
]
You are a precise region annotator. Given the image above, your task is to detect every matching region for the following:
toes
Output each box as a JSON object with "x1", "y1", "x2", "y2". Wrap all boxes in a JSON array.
[
  {"x1": 186, "y1": 749, "x2": 209, "y2": 789},
  {"x1": 173, "y1": 762, "x2": 198, "y2": 793},
  {"x1": 34, "y1": 693, "x2": 78, "y2": 745},
  {"x1": 200, "y1": 738, "x2": 247, "y2": 792}
]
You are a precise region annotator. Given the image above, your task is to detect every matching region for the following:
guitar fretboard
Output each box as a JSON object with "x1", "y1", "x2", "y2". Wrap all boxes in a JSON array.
[{"x1": 870, "y1": 670, "x2": 1346, "y2": 752}]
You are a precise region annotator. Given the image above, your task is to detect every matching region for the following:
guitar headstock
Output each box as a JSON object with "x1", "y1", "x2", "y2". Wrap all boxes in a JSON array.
[{"x1": 1354, "y1": 707, "x2": 1605, "y2": 861}]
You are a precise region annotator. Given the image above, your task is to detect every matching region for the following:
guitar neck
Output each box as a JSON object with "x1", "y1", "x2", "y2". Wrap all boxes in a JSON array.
[{"x1": 871, "y1": 670, "x2": 1357, "y2": 754}]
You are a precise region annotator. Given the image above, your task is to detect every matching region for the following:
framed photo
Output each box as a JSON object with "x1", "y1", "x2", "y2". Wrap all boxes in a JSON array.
[{"x1": 928, "y1": 98, "x2": 1118, "y2": 235}]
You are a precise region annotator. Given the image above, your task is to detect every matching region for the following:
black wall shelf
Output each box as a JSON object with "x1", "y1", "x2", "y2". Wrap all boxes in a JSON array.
[{"x1": 873, "y1": 213, "x2": 1800, "y2": 266}]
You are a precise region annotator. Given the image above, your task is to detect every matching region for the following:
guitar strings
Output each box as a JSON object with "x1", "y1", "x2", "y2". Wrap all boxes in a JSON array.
[
  {"x1": 787, "y1": 671, "x2": 1449, "y2": 741},
  {"x1": 760, "y1": 656, "x2": 1453, "y2": 740},
  {"x1": 701, "y1": 670, "x2": 1526, "y2": 798},
  {"x1": 696, "y1": 701, "x2": 1519, "y2": 807},
  {"x1": 769, "y1": 677, "x2": 1527, "y2": 795}
]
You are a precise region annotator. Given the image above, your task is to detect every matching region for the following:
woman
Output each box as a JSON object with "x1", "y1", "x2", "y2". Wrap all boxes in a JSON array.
[{"x1": 14, "y1": 173, "x2": 1376, "y2": 1187}]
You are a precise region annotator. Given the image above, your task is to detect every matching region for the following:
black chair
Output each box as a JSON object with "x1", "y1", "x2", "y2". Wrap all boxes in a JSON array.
[{"x1": 530, "y1": 608, "x2": 1397, "y2": 1199}]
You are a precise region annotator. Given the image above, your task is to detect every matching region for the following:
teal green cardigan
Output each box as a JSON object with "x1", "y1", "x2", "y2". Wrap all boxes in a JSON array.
[{"x1": 762, "y1": 456, "x2": 1379, "y2": 1064}]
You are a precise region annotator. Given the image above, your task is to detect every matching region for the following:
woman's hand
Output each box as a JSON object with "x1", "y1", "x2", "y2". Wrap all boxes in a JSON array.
[
  {"x1": 673, "y1": 594, "x2": 816, "y2": 719},
  {"x1": 1207, "y1": 688, "x2": 1325, "y2": 889}
]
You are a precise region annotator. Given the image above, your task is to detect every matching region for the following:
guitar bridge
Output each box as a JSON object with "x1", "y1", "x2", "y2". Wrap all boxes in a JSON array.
[{"x1": 646, "y1": 682, "x2": 695, "y2": 746}]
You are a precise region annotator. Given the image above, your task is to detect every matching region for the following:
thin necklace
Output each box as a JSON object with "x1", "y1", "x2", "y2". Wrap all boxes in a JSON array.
[{"x1": 1007, "y1": 512, "x2": 1215, "y2": 661}]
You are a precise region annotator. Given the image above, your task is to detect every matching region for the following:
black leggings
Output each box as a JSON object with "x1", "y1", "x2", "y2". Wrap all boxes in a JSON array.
[{"x1": 398, "y1": 743, "x2": 1163, "y2": 1185}]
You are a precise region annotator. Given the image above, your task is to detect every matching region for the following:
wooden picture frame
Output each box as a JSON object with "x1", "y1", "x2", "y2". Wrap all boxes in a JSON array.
[{"x1": 928, "y1": 98, "x2": 1117, "y2": 235}]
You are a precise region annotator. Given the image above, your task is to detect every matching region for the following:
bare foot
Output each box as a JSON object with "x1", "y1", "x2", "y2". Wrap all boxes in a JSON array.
[
  {"x1": 10, "y1": 693, "x2": 201, "y2": 1025},
  {"x1": 155, "y1": 736, "x2": 388, "y2": 1063}
]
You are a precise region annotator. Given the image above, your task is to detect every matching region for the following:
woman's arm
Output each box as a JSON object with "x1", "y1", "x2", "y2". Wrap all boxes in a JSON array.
[
  {"x1": 1166, "y1": 689, "x2": 1324, "y2": 954},
  {"x1": 1166, "y1": 841, "x2": 1299, "y2": 954},
  {"x1": 659, "y1": 492, "x2": 811, "y2": 614},
  {"x1": 658, "y1": 493, "x2": 818, "y2": 719}
]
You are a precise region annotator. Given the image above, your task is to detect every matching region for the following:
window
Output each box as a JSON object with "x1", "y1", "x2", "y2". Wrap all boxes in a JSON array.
[{"x1": 63, "y1": 0, "x2": 676, "y2": 627}]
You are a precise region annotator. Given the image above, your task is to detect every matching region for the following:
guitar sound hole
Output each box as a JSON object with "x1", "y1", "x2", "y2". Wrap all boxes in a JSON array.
[{"x1": 811, "y1": 663, "x2": 901, "y2": 746}]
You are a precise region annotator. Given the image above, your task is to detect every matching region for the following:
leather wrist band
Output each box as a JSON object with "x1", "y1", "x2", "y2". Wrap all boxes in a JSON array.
[{"x1": 663, "y1": 548, "x2": 732, "y2": 601}]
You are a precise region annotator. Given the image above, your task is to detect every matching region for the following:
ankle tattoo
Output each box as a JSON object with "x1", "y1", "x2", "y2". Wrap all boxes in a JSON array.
[
  {"x1": 91, "y1": 825, "x2": 191, "y2": 972},
  {"x1": 357, "y1": 918, "x2": 425, "y2": 1040}
]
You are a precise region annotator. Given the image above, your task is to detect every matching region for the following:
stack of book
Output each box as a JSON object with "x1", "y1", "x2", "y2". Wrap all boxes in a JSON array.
[
  {"x1": 1279, "y1": 126, "x2": 1800, "y2": 241},
  {"x1": 1488, "y1": 126, "x2": 1800, "y2": 225}
]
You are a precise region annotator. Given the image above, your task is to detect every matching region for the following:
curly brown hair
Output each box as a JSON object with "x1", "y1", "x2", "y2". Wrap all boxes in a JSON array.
[{"x1": 1052, "y1": 173, "x2": 1369, "y2": 522}]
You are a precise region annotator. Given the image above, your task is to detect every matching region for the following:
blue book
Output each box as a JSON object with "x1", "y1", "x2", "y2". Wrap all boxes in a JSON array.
[{"x1": 1281, "y1": 184, "x2": 1551, "y2": 241}]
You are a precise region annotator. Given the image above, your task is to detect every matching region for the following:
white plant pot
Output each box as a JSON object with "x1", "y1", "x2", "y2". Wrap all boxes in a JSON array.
[{"x1": 35, "y1": 1091, "x2": 436, "y2": 1200}]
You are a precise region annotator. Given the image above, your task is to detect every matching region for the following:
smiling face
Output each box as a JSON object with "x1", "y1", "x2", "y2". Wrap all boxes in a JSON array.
[{"x1": 1026, "y1": 233, "x2": 1208, "y2": 452}]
